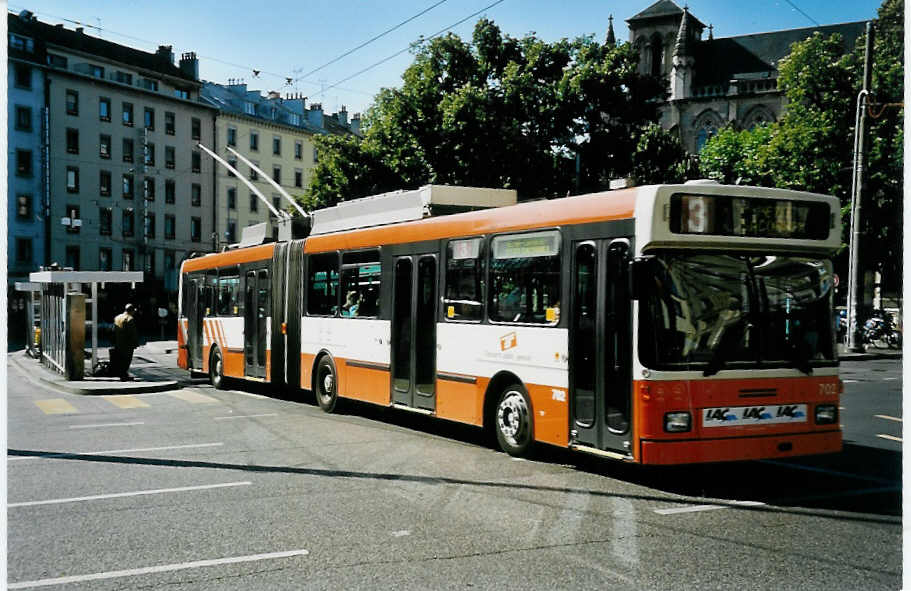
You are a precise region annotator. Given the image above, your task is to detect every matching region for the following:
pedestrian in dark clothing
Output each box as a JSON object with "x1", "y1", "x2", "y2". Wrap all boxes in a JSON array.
[{"x1": 113, "y1": 304, "x2": 139, "y2": 380}]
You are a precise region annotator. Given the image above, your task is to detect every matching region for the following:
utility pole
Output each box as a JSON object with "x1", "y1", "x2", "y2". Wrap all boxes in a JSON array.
[{"x1": 846, "y1": 21, "x2": 874, "y2": 351}]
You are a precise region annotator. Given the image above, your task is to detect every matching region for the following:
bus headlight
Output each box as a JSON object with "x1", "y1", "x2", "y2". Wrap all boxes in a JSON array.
[
  {"x1": 815, "y1": 404, "x2": 838, "y2": 424},
  {"x1": 664, "y1": 412, "x2": 692, "y2": 433}
]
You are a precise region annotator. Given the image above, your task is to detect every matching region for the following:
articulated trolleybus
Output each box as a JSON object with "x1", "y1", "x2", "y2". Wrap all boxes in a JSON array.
[{"x1": 178, "y1": 182, "x2": 842, "y2": 465}]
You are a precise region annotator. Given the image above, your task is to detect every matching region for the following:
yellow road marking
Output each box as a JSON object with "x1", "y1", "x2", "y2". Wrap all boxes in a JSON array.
[
  {"x1": 876, "y1": 434, "x2": 902, "y2": 443},
  {"x1": 874, "y1": 414, "x2": 902, "y2": 423},
  {"x1": 35, "y1": 399, "x2": 78, "y2": 414},
  {"x1": 168, "y1": 390, "x2": 218, "y2": 404},
  {"x1": 104, "y1": 395, "x2": 150, "y2": 409}
]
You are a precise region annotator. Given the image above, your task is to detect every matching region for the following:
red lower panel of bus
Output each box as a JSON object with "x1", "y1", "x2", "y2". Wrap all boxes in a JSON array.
[
  {"x1": 639, "y1": 430, "x2": 841, "y2": 465},
  {"x1": 632, "y1": 376, "x2": 842, "y2": 464}
]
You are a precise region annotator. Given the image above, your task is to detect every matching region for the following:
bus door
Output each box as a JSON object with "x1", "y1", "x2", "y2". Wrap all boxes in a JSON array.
[
  {"x1": 569, "y1": 239, "x2": 632, "y2": 454},
  {"x1": 244, "y1": 269, "x2": 270, "y2": 378},
  {"x1": 391, "y1": 254, "x2": 437, "y2": 411},
  {"x1": 187, "y1": 276, "x2": 204, "y2": 369}
]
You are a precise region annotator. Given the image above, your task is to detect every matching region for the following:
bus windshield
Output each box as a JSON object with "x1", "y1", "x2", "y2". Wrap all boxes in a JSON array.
[{"x1": 639, "y1": 252, "x2": 837, "y2": 374}]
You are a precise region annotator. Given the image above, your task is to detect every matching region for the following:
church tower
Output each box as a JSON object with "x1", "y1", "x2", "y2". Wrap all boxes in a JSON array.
[
  {"x1": 670, "y1": 7, "x2": 697, "y2": 100},
  {"x1": 626, "y1": 1, "x2": 704, "y2": 77}
]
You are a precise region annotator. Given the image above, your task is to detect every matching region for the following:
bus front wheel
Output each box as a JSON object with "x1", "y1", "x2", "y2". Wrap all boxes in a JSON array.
[
  {"x1": 315, "y1": 356, "x2": 338, "y2": 413},
  {"x1": 495, "y1": 385, "x2": 533, "y2": 457},
  {"x1": 209, "y1": 347, "x2": 225, "y2": 390}
]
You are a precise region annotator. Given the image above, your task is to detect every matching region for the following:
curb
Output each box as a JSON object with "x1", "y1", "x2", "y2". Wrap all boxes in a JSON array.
[
  {"x1": 9, "y1": 353, "x2": 183, "y2": 396},
  {"x1": 838, "y1": 349, "x2": 902, "y2": 362}
]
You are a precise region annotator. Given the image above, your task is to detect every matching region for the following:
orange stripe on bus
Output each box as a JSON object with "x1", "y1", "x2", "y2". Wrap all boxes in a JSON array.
[
  {"x1": 304, "y1": 189, "x2": 636, "y2": 253},
  {"x1": 180, "y1": 243, "x2": 275, "y2": 273}
]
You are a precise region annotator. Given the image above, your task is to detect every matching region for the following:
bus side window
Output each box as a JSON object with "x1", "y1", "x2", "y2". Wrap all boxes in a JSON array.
[
  {"x1": 217, "y1": 268, "x2": 240, "y2": 316},
  {"x1": 443, "y1": 237, "x2": 484, "y2": 321},
  {"x1": 307, "y1": 253, "x2": 339, "y2": 316},
  {"x1": 340, "y1": 250, "x2": 381, "y2": 318},
  {"x1": 489, "y1": 230, "x2": 561, "y2": 325}
]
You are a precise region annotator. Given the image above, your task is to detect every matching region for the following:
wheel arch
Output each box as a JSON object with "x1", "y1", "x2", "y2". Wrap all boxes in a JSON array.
[{"x1": 483, "y1": 371, "x2": 530, "y2": 433}]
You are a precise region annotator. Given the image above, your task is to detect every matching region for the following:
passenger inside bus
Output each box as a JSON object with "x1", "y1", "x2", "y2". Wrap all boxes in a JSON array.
[{"x1": 341, "y1": 290, "x2": 360, "y2": 317}]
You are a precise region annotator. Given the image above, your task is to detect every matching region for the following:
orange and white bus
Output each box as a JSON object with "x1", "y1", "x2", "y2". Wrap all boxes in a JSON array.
[{"x1": 178, "y1": 182, "x2": 842, "y2": 464}]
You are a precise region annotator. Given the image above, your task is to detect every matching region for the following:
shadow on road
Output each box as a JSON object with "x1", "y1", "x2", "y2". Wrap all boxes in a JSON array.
[{"x1": 180, "y1": 380, "x2": 902, "y2": 520}]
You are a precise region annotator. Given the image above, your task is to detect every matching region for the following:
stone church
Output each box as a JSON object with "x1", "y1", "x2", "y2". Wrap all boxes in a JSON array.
[{"x1": 617, "y1": 0, "x2": 867, "y2": 153}]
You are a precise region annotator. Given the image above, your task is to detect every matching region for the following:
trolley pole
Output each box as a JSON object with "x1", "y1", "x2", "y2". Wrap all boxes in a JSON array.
[{"x1": 846, "y1": 21, "x2": 874, "y2": 352}]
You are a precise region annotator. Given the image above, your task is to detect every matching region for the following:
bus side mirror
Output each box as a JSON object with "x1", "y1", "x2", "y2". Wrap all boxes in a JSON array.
[{"x1": 629, "y1": 256, "x2": 655, "y2": 301}]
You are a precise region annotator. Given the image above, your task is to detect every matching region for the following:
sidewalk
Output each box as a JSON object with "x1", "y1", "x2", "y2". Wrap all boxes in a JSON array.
[
  {"x1": 838, "y1": 344, "x2": 903, "y2": 361},
  {"x1": 8, "y1": 339, "x2": 194, "y2": 396}
]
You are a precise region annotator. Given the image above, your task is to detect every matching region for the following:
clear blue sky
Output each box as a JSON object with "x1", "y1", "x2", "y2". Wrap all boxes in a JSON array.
[{"x1": 8, "y1": 0, "x2": 882, "y2": 116}]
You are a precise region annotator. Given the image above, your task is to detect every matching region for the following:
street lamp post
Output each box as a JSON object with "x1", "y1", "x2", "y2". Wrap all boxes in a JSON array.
[{"x1": 845, "y1": 22, "x2": 874, "y2": 352}]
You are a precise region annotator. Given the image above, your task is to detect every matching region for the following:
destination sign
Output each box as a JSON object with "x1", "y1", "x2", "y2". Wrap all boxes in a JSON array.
[{"x1": 670, "y1": 194, "x2": 830, "y2": 240}]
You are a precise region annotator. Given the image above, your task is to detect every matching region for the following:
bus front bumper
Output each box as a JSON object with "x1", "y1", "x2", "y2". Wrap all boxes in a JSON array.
[{"x1": 638, "y1": 430, "x2": 842, "y2": 465}]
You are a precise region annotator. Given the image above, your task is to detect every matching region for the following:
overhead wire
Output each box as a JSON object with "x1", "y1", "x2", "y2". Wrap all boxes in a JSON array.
[
  {"x1": 292, "y1": 0, "x2": 449, "y2": 82},
  {"x1": 5, "y1": 3, "x2": 368, "y2": 94},
  {"x1": 781, "y1": 0, "x2": 820, "y2": 26},
  {"x1": 9, "y1": 0, "x2": 508, "y2": 104},
  {"x1": 310, "y1": 0, "x2": 507, "y2": 99}
]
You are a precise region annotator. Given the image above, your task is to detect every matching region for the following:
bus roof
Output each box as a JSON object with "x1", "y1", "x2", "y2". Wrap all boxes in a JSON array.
[{"x1": 303, "y1": 188, "x2": 638, "y2": 253}]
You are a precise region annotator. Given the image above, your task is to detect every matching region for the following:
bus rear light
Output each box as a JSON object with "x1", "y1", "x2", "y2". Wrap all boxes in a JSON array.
[
  {"x1": 281, "y1": 322, "x2": 287, "y2": 335},
  {"x1": 815, "y1": 405, "x2": 837, "y2": 425},
  {"x1": 664, "y1": 412, "x2": 691, "y2": 433}
]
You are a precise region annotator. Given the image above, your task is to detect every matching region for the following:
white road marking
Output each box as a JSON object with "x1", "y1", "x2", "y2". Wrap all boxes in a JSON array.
[
  {"x1": 9, "y1": 481, "x2": 251, "y2": 507},
  {"x1": 8, "y1": 549, "x2": 310, "y2": 589},
  {"x1": 391, "y1": 530, "x2": 411, "y2": 537},
  {"x1": 8, "y1": 442, "x2": 224, "y2": 462},
  {"x1": 213, "y1": 413, "x2": 278, "y2": 421},
  {"x1": 69, "y1": 421, "x2": 145, "y2": 429},
  {"x1": 842, "y1": 379, "x2": 859, "y2": 383},
  {"x1": 611, "y1": 497, "x2": 639, "y2": 566},
  {"x1": 874, "y1": 414, "x2": 903, "y2": 423},
  {"x1": 876, "y1": 434, "x2": 902, "y2": 443},
  {"x1": 883, "y1": 377, "x2": 899, "y2": 381},
  {"x1": 654, "y1": 500, "x2": 765, "y2": 515},
  {"x1": 233, "y1": 391, "x2": 270, "y2": 400}
]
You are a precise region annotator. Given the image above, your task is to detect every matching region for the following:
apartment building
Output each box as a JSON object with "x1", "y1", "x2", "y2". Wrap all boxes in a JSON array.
[
  {"x1": 8, "y1": 11, "x2": 48, "y2": 291},
  {"x1": 8, "y1": 11, "x2": 218, "y2": 294},
  {"x1": 201, "y1": 81, "x2": 360, "y2": 243}
]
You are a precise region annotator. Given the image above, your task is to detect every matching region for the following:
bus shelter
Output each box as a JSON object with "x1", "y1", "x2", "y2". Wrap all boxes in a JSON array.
[{"x1": 28, "y1": 270, "x2": 143, "y2": 379}]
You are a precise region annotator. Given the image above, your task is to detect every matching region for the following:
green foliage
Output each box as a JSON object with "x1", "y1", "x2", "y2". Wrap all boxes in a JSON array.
[
  {"x1": 631, "y1": 123, "x2": 691, "y2": 185},
  {"x1": 305, "y1": 19, "x2": 674, "y2": 208},
  {"x1": 699, "y1": 0, "x2": 902, "y2": 282}
]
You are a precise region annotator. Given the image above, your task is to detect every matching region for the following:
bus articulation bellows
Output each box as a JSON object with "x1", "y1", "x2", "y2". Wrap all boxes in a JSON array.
[{"x1": 178, "y1": 183, "x2": 842, "y2": 465}]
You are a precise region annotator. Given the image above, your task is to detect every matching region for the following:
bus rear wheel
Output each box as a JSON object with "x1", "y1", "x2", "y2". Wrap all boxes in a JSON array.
[
  {"x1": 495, "y1": 385, "x2": 533, "y2": 457},
  {"x1": 209, "y1": 347, "x2": 225, "y2": 390},
  {"x1": 315, "y1": 356, "x2": 338, "y2": 413}
]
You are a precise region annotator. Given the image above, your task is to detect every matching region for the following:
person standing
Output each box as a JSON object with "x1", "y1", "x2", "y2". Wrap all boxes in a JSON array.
[{"x1": 113, "y1": 304, "x2": 139, "y2": 380}]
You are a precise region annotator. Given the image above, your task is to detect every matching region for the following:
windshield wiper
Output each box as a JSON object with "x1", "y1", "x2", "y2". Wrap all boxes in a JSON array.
[{"x1": 703, "y1": 317, "x2": 751, "y2": 377}]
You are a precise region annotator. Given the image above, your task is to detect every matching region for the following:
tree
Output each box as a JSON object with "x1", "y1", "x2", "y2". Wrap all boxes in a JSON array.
[
  {"x1": 305, "y1": 19, "x2": 669, "y2": 208},
  {"x1": 699, "y1": 0, "x2": 902, "y2": 288},
  {"x1": 631, "y1": 123, "x2": 694, "y2": 185}
]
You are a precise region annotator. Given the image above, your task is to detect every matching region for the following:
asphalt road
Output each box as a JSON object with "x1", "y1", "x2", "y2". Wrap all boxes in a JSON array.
[{"x1": 7, "y1": 355, "x2": 902, "y2": 590}]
